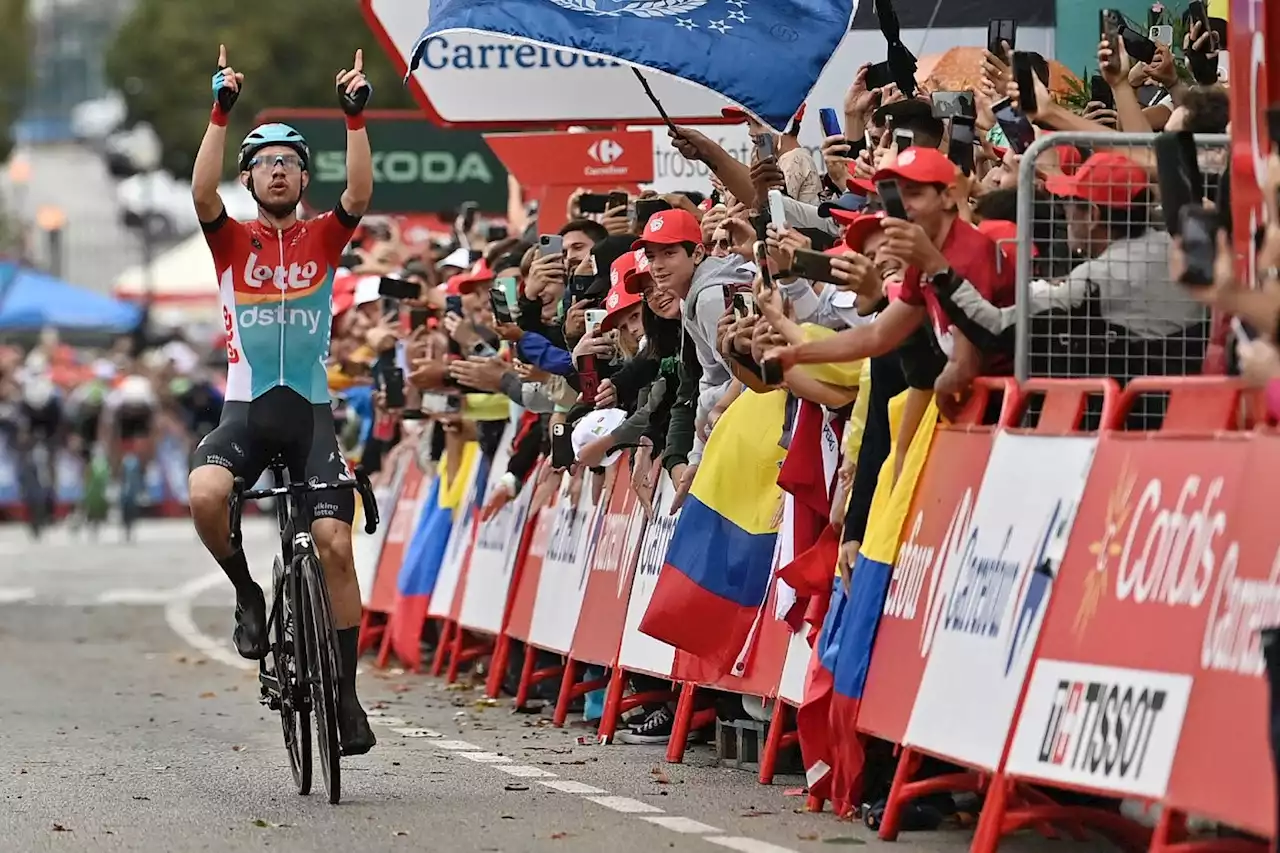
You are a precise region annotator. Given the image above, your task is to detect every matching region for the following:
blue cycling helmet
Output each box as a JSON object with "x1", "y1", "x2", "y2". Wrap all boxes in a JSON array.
[{"x1": 238, "y1": 123, "x2": 310, "y2": 172}]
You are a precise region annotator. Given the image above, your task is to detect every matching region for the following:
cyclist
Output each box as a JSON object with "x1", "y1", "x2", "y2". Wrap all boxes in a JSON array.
[
  {"x1": 16, "y1": 358, "x2": 63, "y2": 532},
  {"x1": 186, "y1": 44, "x2": 376, "y2": 755}
]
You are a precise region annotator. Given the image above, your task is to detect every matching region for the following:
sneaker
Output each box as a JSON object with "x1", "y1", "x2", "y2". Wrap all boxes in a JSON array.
[
  {"x1": 337, "y1": 690, "x2": 377, "y2": 756},
  {"x1": 617, "y1": 706, "x2": 676, "y2": 745},
  {"x1": 232, "y1": 584, "x2": 269, "y2": 660}
]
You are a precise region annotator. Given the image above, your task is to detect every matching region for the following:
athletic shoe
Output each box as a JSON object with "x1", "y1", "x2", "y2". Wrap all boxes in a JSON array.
[{"x1": 232, "y1": 584, "x2": 269, "y2": 660}]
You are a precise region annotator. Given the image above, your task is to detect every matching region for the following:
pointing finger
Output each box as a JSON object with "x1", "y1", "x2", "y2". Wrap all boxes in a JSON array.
[
  {"x1": 354, "y1": 49, "x2": 364, "y2": 72},
  {"x1": 218, "y1": 43, "x2": 227, "y2": 67}
]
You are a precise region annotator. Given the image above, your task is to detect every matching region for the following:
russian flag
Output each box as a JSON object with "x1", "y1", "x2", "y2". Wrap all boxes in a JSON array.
[
  {"x1": 828, "y1": 389, "x2": 939, "y2": 817},
  {"x1": 639, "y1": 390, "x2": 787, "y2": 676},
  {"x1": 386, "y1": 442, "x2": 479, "y2": 670}
]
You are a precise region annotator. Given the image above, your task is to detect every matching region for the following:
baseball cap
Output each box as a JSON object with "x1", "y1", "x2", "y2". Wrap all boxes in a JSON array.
[
  {"x1": 977, "y1": 219, "x2": 1038, "y2": 263},
  {"x1": 436, "y1": 246, "x2": 471, "y2": 271},
  {"x1": 600, "y1": 277, "x2": 643, "y2": 333},
  {"x1": 818, "y1": 192, "x2": 869, "y2": 218},
  {"x1": 572, "y1": 408, "x2": 628, "y2": 468},
  {"x1": 454, "y1": 258, "x2": 494, "y2": 294},
  {"x1": 630, "y1": 209, "x2": 703, "y2": 252},
  {"x1": 872, "y1": 147, "x2": 958, "y2": 187},
  {"x1": 353, "y1": 275, "x2": 382, "y2": 308},
  {"x1": 623, "y1": 249, "x2": 653, "y2": 294},
  {"x1": 1044, "y1": 152, "x2": 1149, "y2": 209},
  {"x1": 831, "y1": 210, "x2": 889, "y2": 251}
]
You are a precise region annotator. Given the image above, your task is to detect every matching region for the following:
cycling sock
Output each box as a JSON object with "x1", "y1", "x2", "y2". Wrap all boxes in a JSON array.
[
  {"x1": 336, "y1": 627, "x2": 360, "y2": 694},
  {"x1": 217, "y1": 550, "x2": 256, "y2": 599}
]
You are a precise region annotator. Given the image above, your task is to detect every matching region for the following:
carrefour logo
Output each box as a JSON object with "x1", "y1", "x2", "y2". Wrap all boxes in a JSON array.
[
  {"x1": 588, "y1": 139, "x2": 624, "y2": 165},
  {"x1": 238, "y1": 305, "x2": 326, "y2": 334}
]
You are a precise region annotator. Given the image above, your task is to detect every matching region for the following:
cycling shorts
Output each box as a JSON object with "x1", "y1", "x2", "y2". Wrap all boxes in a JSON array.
[{"x1": 190, "y1": 386, "x2": 354, "y2": 525}]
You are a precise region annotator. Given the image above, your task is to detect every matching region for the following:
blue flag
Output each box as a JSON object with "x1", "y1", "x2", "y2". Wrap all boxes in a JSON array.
[{"x1": 410, "y1": 0, "x2": 859, "y2": 130}]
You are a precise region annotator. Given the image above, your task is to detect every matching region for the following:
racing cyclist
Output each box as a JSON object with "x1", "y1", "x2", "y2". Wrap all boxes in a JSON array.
[{"x1": 187, "y1": 44, "x2": 376, "y2": 755}]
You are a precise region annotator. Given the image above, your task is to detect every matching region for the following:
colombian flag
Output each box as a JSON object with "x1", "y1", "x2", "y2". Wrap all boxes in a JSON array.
[
  {"x1": 386, "y1": 441, "x2": 479, "y2": 670},
  {"x1": 827, "y1": 390, "x2": 939, "y2": 817},
  {"x1": 639, "y1": 389, "x2": 787, "y2": 676}
]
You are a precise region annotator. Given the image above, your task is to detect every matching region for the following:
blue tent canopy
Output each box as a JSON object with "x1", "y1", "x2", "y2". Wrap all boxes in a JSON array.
[{"x1": 0, "y1": 262, "x2": 142, "y2": 332}]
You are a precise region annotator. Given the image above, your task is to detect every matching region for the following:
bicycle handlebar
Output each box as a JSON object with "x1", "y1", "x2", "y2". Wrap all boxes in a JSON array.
[{"x1": 227, "y1": 466, "x2": 380, "y2": 551}]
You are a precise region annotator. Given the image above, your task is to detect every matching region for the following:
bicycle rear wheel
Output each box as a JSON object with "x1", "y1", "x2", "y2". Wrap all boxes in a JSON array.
[
  {"x1": 298, "y1": 552, "x2": 341, "y2": 804},
  {"x1": 274, "y1": 556, "x2": 311, "y2": 794}
]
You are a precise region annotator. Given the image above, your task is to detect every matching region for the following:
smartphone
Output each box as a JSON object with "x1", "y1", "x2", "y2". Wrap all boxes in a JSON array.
[
  {"x1": 490, "y1": 286, "x2": 514, "y2": 324},
  {"x1": 380, "y1": 366, "x2": 406, "y2": 409},
  {"x1": 992, "y1": 98, "x2": 1036, "y2": 155},
  {"x1": 568, "y1": 274, "x2": 596, "y2": 302},
  {"x1": 584, "y1": 308, "x2": 608, "y2": 336},
  {"x1": 767, "y1": 189, "x2": 787, "y2": 231},
  {"x1": 1089, "y1": 75, "x2": 1115, "y2": 110},
  {"x1": 1267, "y1": 105, "x2": 1280, "y2": 152},
  {"x1": 551, "y1": 422, "x2": 575, "y2": 469},
  {"x1": 893, "y1": 128, "x2": 915, "y2": 152},
  {"x1": 732, "y1": 292, "x2": 756, "y2": 318},
  {"x1": 1011, "y1": 51, "x2": 1038, "y2": 117},
  {"x1": 339, "y1": 251, "x2": 362, "y2": 269},
  {"x1": 1184, "y1": 1, "x2": 1211, "y2": 46},
  {"x1": 754, "y1": 241, "x2": 774, "y2": 291},
  {"x1": 485, "y1": 224, "x2": 509, "y2": 242},
  {"x1": 948, "y1": 117, "x2": 976, "y2": 176},
  {"x1": 877, "y1": 179, "x2": 909, "y2": 220},
  {"x1": 409, "y1": 307, "x2": 432, "y2": 328},
  {"x1": 1100, "y1": 10, "x2": 1123, "y2": 74},
  {"x1": 497, "y1": 274, "x2": 520, "y2": 311},
  {"x1": 1150, "y1": 24, "x2": 1174, "y2": 45},
  {"x1": 378, "y1": 276, "x2": 420, "y2": 300},
  {"x1": 578, "y1": 193, "x2": 611, "y2": 214},
  {"x1": 1178, "y1": 206, "x2": 1219, "y2": 288},
  {"x1": 1155, "y1": 131, "x2": 1203, "y2": 235},
  {"x1": 819, "y1": 107, "x2": 843, "y2": 138},
  {"x1": 760, "y1": 358, "x2": 784, "y2": 386},
  {"x1": 633, "y1": 197, "x2": 671, "y2": 230},
  {"x1": 444, "y1": 393, "x2": 463, "y2": 414},
  {"x1": 458, "y1": 201, "x2": 480, "y2": 233},
  {"x1": 444, "y1": 295, "x2": 464, "y2": 317},
  {"x1": 607, "y1": 191, "x2": 629, "y2": 212},
  {"x1": 539, "y1": 234, "x2": 564, "y2": 256},
  {"x1": 754, "y1": 133, "x2": 777, "y2": 162},
  {"x1": 863, "y1": 61, "x2": 894, "y2": 91},
  {"x1": 1120, "y1": 25, "x2": 1157, "y2": 63},
  {"x1": 987, "y1": 18, "x2": 1017, "y2": 58},
  {"x1": 792, "y1": 248, "x2": 840, "y2": 285},
  {"x1": 931, "y1": 91, "x2": 976, "y2": 121}
]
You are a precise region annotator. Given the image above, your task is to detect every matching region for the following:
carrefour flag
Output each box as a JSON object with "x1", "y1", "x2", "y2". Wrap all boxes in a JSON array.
[{"x1": 409, "y1": 0, "x2": 859, "y2": 130}]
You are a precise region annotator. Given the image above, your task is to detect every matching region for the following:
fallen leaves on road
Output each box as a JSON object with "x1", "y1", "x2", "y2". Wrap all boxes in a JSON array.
[
  {"x1": 250, "y1": 819, "x2": 292, "y2": 829},
  {"x1": 198, "y1": 692, "x2": 216, "y2": 699},
  {"x1": 391, "y1": 830, "x2": 409, "y2": 837},
  {"x1": 503, "y1": 783, "x2": 529, "y2": 791},
  {"x1": 550, "y1": 832, "x2": 570, "y2": 840},
  {"x1": 131, "y1": 796, "x2": 149, "y2": 801},
  {"x1": 821, "y1": 837, "x2": 867, "y2": 845},
  {"x1": 650, "y1": 766, "x2": 670, "y2": 784},
  {"x1": 51, "y1": 824, "x2": 71, "y2": 832},
  {"x1": 740, "y1": 809, "x2": 775, "y2": 818},
  {"x1": 231, "y1": 745, "x2": 245, "y2": 752}
]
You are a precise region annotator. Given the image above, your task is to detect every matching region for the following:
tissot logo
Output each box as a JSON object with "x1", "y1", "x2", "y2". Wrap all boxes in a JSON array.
[
  {"x1": 1037, "y1": 679, "x2": 1167, "y2": 782},
  {"x1": 588, "y1": 138, "x2": 624, "y2": 165}
]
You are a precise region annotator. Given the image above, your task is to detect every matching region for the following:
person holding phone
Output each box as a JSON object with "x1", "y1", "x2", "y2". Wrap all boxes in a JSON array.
[{"x1": 187, "y1": 44, "x2": 379, "y2": 755}]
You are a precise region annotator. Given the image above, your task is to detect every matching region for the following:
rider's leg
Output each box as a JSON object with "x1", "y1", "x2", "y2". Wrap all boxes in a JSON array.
[{"x1": 188, "y1": 410, "x2": 270, "y2": 659}]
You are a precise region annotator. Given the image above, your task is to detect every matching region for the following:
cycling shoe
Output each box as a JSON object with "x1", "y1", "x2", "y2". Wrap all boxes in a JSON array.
[
  {"x1": 232, "y1": 585, "x2": 269, "y2": 660},
  {"x1": 338, "y1": 690, "x2": 377, "y2": 756}
]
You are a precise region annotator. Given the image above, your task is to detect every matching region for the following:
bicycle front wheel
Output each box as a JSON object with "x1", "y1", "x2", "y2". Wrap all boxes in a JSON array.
[
  {"x1": 298, "y1": 553, "x2": 341, "y2": 804},
  {"x1": 275, "y1": 556, "x2": 311, "y2": 794}
]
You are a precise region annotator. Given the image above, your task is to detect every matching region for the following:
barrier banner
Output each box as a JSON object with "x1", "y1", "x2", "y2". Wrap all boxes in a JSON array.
[
  {"x1": 568, "y1": 461, "x2": 647, "y2": 667},
  {"x1": 457, "y1": 423, "x2": 532, "y2": 634},
  {"x1": 427, "y1": 449, "x2": 488, "y2": 620},
  {"x1": 503, "y1": 469, "x2": 559, "y2": 643},
  {"x1": 355, "y1": 448, "x2": 411, "y2": 607},
  {"x1": 617, "y1": 473, "x2": 680, "y2": 678},
  {"x1": 525, "y1": 471, "x2": 605, "y2": 654},
  {"x1": 367, "y1": 461, "x2": 428, "y2": 616},
  {"x1": 903, "y1": 432, "x2": 1097, "y2": 771},
  {"x1": 1004, "y1": 434, "x2": 1275, "y2": 838},
  {"x1": 855, "y1": 427, "x2": 996, "y2": 744}
]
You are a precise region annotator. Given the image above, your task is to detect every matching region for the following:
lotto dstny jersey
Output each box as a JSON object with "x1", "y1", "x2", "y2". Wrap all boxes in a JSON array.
[{"x1": 204, "y1": 207, "x2": 358, "y2": 404}]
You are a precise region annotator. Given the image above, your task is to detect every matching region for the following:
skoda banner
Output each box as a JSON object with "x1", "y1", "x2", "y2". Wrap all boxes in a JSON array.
[{"x1": 254, "y1": 110, "x2": 508, "y2": 214}]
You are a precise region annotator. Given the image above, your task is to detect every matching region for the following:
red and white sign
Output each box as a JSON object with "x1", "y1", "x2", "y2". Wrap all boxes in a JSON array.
[
  {"x1": 1005, "y1": 433, "x2": 1277, "y2": 838},
  {"x1": 857, "y1": 428, "x2": 997, "y2": 744},
  {"x1": 904, "y1": 433, "x2": 1097, "y2": 770},
  {"x1": 504, "y1": 481, "x2": 560, "y2": 644},
  {"x1": 356, "y1": 450, "x2": 413, "y2": 609},
  {"x1": 427, "y1": 456, "x2": 483, "y2": 620},
  {"x1": 1228, "y1": 0, "x2": 1275, "y2": 285},
  {"x1": 617, "y1": 474, "x2": 681, "y2": 678},
  {"x1": 525, "y1": 473, "x2": 605, "y2": 654}
]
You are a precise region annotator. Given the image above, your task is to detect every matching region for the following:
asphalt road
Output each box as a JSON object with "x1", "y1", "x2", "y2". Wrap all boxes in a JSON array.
[{"x1": 0, "y1": 519, "x2": 1109, "y2": 853}]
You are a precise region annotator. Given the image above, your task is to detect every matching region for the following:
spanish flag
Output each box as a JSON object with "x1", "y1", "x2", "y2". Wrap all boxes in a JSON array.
[
  {"x1": 826, "y1": 390, "x2": 939, "y2": 816},
  {"x1": 639, "y1": 389, "x2": 787, "y2": 676}
]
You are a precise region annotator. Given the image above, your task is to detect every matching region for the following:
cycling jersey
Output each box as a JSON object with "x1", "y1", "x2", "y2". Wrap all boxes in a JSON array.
[{"x1": 203, "y1": 203, "x2": 360, "y2": 404}]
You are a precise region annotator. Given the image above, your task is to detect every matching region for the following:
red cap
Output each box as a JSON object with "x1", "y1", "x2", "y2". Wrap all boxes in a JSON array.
[
  {"x1": 631, "y1": 209, "x2": 703, "y2": 252},
  {"x1": 331, "y1": 270, "x2": 358, "y2": 316},
  {"x1": 454, "y1": 258, "x2": 494, "y2": 293},
  {"x1": 600, "y1": 278, "x2": 643, "y2": 333},
  {"x1": 976, "y1": 219, "x2": 1038, "y2": 260},
  {"x1": 1054, "y1": 144, "x2": 1083, "y2": 176},
  {"x1": 720, "y1": 106, "x2": 751, "y2": 122},
  {"x1": 623, "y1": 249, "x2": 653, "y2": 294},
  {"x1": 1045, "y1": 152, "x2": 1149, "y2": 209},
  {"x1": 849, "y1": 176, "x2": 877, "y2": 195},
  {"x1": 832, "y1": 210, "x2": 889, "y2": 251},
  {"x1": 872, "y1": 146, "x2": 958, "y2": 187}
]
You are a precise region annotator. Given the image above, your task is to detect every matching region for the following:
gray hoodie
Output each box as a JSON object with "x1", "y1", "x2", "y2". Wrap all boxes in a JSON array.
[{"x1": 681, "y1": 252, "x2": 756, "y2": 464}]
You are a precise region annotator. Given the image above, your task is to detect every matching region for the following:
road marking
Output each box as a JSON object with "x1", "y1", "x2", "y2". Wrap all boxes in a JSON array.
[
  {"x1": 95, "y1": 589, "x2": 175, "y2": 605},
  {"x1": 390, "y1": 727, "x2": 440, "y2": 738},
  {"x1": 0, "y1": 587, "x2": 36, "y2": 604},
  {"x1": 163, "y1": 570, "x2": 253, "y2": 671},
  {"x1": 643, "y1": 816, "x2": 723, "y2": 834},
  {"x1": 495, "y1": 765, "x2": 557, "y2": 779},
  {"x1": 369, "y1": 716, "x2": 408, "y2": 727},
  {"x1": 459, "y1": 752, "x2": 512, "y2": 763},
  {"x1": 431, "y1": 740, "x2": 482, "y2": 751},
  {"x1": 539, "y1": 779, "x2": 608, "y2": 795},
  {"x1": 584, "y1": 795, "x2": 664, "y2": 814},
  {"x1": 705, "y1": 838, "x2": 800, "y2": 853}
]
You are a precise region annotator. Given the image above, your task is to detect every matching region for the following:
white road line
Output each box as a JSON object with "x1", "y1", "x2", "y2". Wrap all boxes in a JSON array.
[
  {"x1": 583, "y1": 796, "x2": 664, "y2": 814},
  {"x1": 0, "y1": 587, "x2": 36, "y2": 604},
  {"x1": 705, "y1": 837, "x2": 800, "y2": 853},
  {"x1": 369, "y1": 717, "x2": 408, "y2": 727},
  {"x1": 95, "y1": 589, "x2": 174, "y2": 605},
  {"x1": 495, "y1": 765, "x2": 558, "y2": 779},
  {"x1": 431, "y1": 740, "x2": 482, "y2": 751},
  {"x1": 539, "y1": 779, "x2": 608, "y2": 795},
  {"x1": 642, "y1": 816, "x2": 723, "y2": 834},
  {"x1": 390, "y1": 727, "x2": 441, "y2": 738},
  {"x1": 459, "y1": 752, "x2": 512, "y2": 764},
  {"x1": 163, "y1": 570, "x2": 253, "y2": 671}
]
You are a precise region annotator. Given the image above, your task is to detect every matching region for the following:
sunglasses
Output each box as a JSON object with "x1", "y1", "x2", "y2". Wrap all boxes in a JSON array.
[
  {"x1": 248, "y1": 153, "x2": 304, "y2": 173},
  {"x1": 709, "y1": 238, "x2": 731, "y2": 250}
]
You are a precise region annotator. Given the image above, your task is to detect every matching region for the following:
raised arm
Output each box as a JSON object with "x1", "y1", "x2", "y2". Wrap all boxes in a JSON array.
[
  {"x1": 193, "y1": 44, "x2": 241, "y2": 224},
  {"x1": 336, "y1": 49, "x2": 373, "y2": 217}
]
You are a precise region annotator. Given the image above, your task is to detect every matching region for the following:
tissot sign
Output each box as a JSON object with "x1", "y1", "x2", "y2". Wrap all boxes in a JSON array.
[{"x1": 254, "y1": 110, "x2": 508, "y2": 214}]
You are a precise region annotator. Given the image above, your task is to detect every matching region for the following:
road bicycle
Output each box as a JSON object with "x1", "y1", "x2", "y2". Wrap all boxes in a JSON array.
[{"x1": 228, "y1": 457, "x2": 379, "y2": 805}]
